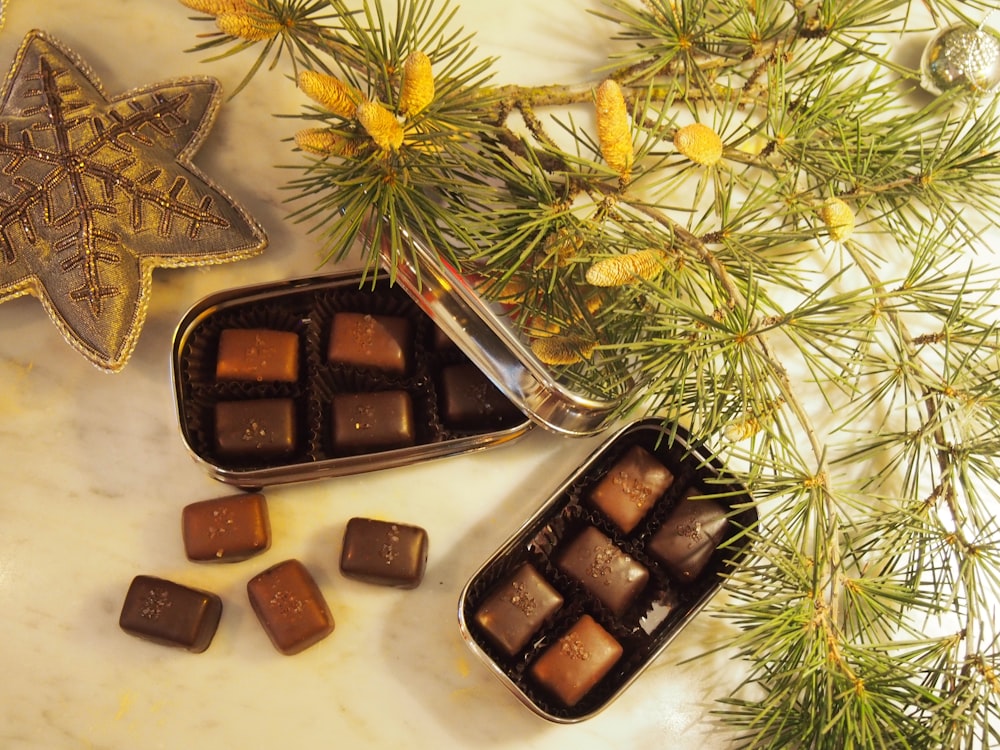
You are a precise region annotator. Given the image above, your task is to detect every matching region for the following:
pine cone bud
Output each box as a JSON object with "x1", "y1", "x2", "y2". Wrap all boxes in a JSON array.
[
  {"x1": 585, "y1": 249, "x2": 666, "y2": 287},
  {"x1": 294, "y1": 128, "x2": 364, "y2": 157},
  {"x1": 215, "y1": 11, "x2": 282, "y2": 41},
  {"x1": 531, "y1": 335, "x2": 595, "y2": 365},
  {"x1": 357, "y1": 100, "x2": 405, "y2": 151},
  {"x1": 819, "y1": 198, "x2": 855, "y2": 242},
  {"x1": 399, "y1": 51, "x2": 435, "y2": 117},
  {"x1": 673, "y1": 122, "x2": 724, "y2": 167},
  {"x1": 298, "y1": 71, "x2": 359, "y2": 119},
  {"x1": 594, "y1": 79, "x2": 634, "y2": 182},
  {"x1": 178, "y1": 0, "x2": 252, "y2": 15}
]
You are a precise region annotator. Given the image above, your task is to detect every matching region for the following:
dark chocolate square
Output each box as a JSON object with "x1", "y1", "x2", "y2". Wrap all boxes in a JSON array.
[
  {"x1": 182, "y1": 492, "x2": 271, "y2": 563},
  {"x1": 339, "y1": 517, "x2": 428, "y2": 588},
  {"x1": 215, "y1": 328, "x2": 300, "y2": 383},
  {"x1": 647, "y1": 491, "x2": 729, "y2": 581},
  {"x1": 330, "y1": 390, "x2": 415, "y2": 454},
  {"x1": 119, "y1": 575, "x2": 222, "y2": 653},
  {"x1": 529, "y1": 614, "x2": 623, "y2": 707},
  {"x1": 328, "y1": 312, "x2": 412, "y2": 374},
  {"x1": 438, "y1": 363, "x2": 523, "y2": 430},
  {"x1": 473, "y1": 563, "x2": 564, "y2": 656},
  {"x1": 247, "y1": 559, "x2": 334, "y2": 655},
  {"x1": 589, "y1": 445, "x2": 674, "y2": 533},
  {"x1": 214, "y1": 398, "x2": 297, "y2": 458},
  {"x1": 556, "y1": 526, "x2": 649, "y2": 616}
]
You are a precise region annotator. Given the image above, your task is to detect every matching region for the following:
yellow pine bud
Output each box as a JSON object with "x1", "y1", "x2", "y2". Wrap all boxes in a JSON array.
[
  {"x1": 294, "y1": 128, "x2": 364, "y2": 157},
  {"x1": 543, "y1": 227, "x2": 586, "y2": 266},
  {"x1": 215, "y1": 11, "x2": 281, "y2": 41},
  {"x1": 178, "y1": 0, "x2": 252, "y2": 15},
  {"x1": 531, "y1": 335, "x2": 595, "y2": 365},
  {"x1": 674, "y1": 122, "x2": 724, "y2": 167},
  {"x1": 357, "y1": 100, "x2": 404, "y2": 151},
  {"x1": 594, "y1": 79, "x2": 634, "y2": 181},
  {"x1": 399, "y1": 51, "x2": 435, "y2": 117},
  {"x1": 298, "y1": 71, "x2": 359, "y2": 119},
  {"x1": 585, "y1": 249, "x2": 666, "y2": 287},
  {"x1": 819, "y1": 197, "x2": 855, "y2": 241}
]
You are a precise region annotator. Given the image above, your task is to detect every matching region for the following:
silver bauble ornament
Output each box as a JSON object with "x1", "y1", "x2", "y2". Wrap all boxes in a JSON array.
[{"x1": 920, "y1": 24, "x2": 1000, "y2": 96}]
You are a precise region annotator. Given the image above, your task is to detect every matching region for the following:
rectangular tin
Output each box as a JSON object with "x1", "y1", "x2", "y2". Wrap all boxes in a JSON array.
[
  {"x1": 458, "y1": 419, "x2": 757, "y2": 722},
  {"x1": 170, "y1": 269, "x2": 532, "y2": 487},
  {"x1": 380, "y1": 224, "x2": 627, "y2": 436}
]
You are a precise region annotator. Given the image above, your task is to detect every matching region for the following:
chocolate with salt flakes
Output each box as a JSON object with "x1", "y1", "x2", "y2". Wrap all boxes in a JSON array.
[
  {"x1": 216, "y1": 328, "x2": 300, "y2": 383},
  {"x1": 588, "y1": 444, "x2": 674, "y2": 533},
  {"x1": 182, "y1": 492, "x2": 271, "y2": 563},
  {"x1": 330, "y1": 390, "x2": 415, "y2": 454},
  {"x1": 339, "y1": 517, "x2": 428, "y2": 588},
  {"x1": 119, "y1": 575, "x2": 222, "y2": 653},
  {"x1": 328, "y1": 312, "x2": 412, "y2": 374},
  {"x1": 473, "y1": 562, "x2": 564, "y2": 656},
  {"x1": 438, "y1": 362, "x2": 524, "y2": 431},
  {"x1": 247, "y1": 558, "x2": 334, "y2": 655},
  {"x1": 214, "y1": 398, "x2": 297, "y2": 459},
  {"x1": 458, "y1": 420, "x2": 757, "y2": 722},
  {"x1": 648, "y1": 491, "x2": 730, "y2": 581}
]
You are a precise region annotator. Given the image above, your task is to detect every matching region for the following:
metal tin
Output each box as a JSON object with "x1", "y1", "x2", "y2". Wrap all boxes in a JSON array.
[
  {"x1": 381, "y1": 225, "x2": 627, "y2": 436},
  {"x1": 171, "y1": 270, "x2": 532, "y2": 487},
  {"x1": 458, "y1": 419, "x2": 757, "y2": 722}
]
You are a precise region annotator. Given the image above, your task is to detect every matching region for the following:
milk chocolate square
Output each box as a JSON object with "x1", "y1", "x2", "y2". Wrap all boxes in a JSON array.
[
  {"x1": 556, "y1": 526, "x2": 649, "y2": 616},
  {"x1": 328, "y1": 312, "x2": 412, "y2": 374},
  {"x1": 339, "y1": 517, "x2": 428, "y2": 589},
  {"x1": 247, "y1": 559, "x2": 334, "y2": 655},
  {"x1": 119, "y1": 575, "x2": 222, "y2": 653},
  {"x1": 182, "y1": 492, "x2": 271, "y2": 563},
  {"x1": 529, "y1": 614, "x2": 623, "y2": 707},
  {"x1": 589, "y1": 445, "x2": 674, "y2": 533},
  {"x1": 216, "y1": 328, "x2": 299, "y2": 382}
]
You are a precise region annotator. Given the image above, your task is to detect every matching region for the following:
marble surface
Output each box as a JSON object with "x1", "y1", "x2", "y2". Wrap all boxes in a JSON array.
[{"x1": 0, "y1": 2, "x2": 749, "y2": 749}]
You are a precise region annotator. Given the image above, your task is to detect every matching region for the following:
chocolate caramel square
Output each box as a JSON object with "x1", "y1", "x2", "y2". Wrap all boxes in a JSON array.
[
  {"x1": 215, "y1": 328, "x2": 299, "y2": 383},
  {"x1": 529, "y1": 614, "x2": 623, "y2": 707},
  {"x1": 328, "y1": 312, "x2": 412, "y2": 374},
  {"x1": 473, "y1": 563, "x2": 564, "y2": 656},
  {"x1": 339, "y1": 517, "x2": 428, "y2": 589},
  {"x1": 247, "y1": 559, "x2": 334, "y2": 655},
  {"x1": 589, "y1": 445, "x2": 674, "y2": 533},
  {"x1": 556, "y1": 526, "x2": 649, "y2": 616}
]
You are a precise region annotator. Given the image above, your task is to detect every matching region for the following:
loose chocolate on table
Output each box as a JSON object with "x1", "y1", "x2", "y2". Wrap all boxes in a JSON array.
[
  {"x1": 215, "y1": 328, "x2": 300, "y2": 383},
  {"x1": 119, "y1": 575, "x2": 223, "y2": 653},
  {"x1": 528, "y1": 614, "x2": 624, "y2": 708},
  {"x1": 330, "y1": 390, "x2": 415, "y2": 454},
  {"x1": 473, "y1": 562, "x2": 564, "y2": 657},
  {"x1": 328, "y1": 312, "x2": 412, "y2": 374},
  {"x1": 182, "y1": 492, "x2": 271, "y2": 563},
  {"x1": 588, "y1": 444, "x2": 674, "y2": 533},
  {"x1": 438, "y1": 362, "x2": 523, "y2": 430},
  {"x1": 247, "y1": 558, "x2": 334, "y2": 655},
  {"x1": 339, "y1": 517, "x2": 428, "y2": 589},
  {"x1": 214, "y1": 398, "x2": 297, "y2": 458},
  {"x1": 555, "y1": 525, "x2": 649, "y2": 616},
  {"x1": 648, "y1": 491, "x2": 730, "y2": 581}
]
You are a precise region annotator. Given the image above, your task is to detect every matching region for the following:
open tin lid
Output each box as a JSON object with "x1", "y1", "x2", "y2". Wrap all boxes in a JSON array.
[{"x1": 375, "y1": 225, "x2": 627, "y2": 437}]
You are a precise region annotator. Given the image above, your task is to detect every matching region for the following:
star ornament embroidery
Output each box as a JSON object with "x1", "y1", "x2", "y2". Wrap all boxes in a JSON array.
[{"x1": 0, "y1": 30, "x2": 267, "y2": 371}]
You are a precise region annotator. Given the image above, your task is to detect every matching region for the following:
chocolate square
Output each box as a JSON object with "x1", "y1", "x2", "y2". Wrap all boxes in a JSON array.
[
  {"x1": 182, "y1": 492, "x2": 271, "y2": 563},
  {"x1": 246, "y1": 559, "x2": 334, "y2": 655},
  {"x1": 339, "y1": 517, "x2": 429, "y2": 589},
  {"x1": 589, "y1": 445, "x2": 674, "y2": 533},
  {"x1": 328, "y1": 312, "x2": 412, "y2": 374},
  {"x1": 330, "y1": 390, "x2": 415, "y2": 454},
  {"x1": 215, "y1": 328, "x2": 300, "y2": 383},
  {"x1": 556, "y1": 526, "x2": 649, "y2": 616},
  {"x1": 473, "y1": 563, "x2": 564, "y2": 656},
  {"x1": 438, "y1": 363, "x2": 523, "y2": 430},
  {"x1": 529, "y1": 614, "x2": 623, "y2": 707},
  {"x1": 119, "y1": 575, "x2": 222, "y2": 653},
  {"x1": 648, "y1": 491, "x2": 729, "y2": 581},
  {"x1": 214, "y1": 398, "x2": 297, "y2": 458}
]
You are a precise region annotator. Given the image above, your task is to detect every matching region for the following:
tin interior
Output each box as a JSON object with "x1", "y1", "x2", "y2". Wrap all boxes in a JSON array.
[
  {"x1": 458, "y1": 420, "x2": 758, "y2": 722},
  {"x1": 171, "y1": 270, "x2": 532, "y2": 487},
  {"x1": 377, "y1": 225, "x2": 629, "y2": 437}
]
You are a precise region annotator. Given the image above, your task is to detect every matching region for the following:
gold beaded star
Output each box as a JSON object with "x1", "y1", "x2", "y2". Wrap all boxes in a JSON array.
[{"x1": 0, "y1": 30, "x2": 267, "y2": 371}]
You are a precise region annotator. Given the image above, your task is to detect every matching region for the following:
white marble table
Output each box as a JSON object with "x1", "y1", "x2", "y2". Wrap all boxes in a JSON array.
[{"x1": 0, "y1": 2, "x2": 746, "y2": 748}]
